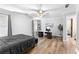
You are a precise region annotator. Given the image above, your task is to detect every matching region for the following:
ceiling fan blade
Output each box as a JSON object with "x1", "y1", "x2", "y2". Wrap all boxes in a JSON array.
[{"x1": 43, "y1": 12, "x2": 48, "y2": 15}]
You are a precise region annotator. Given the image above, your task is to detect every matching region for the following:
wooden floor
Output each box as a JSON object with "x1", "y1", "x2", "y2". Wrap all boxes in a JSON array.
[{"x1": 29, "y1": 37, "x2": 77, "y2": 54}]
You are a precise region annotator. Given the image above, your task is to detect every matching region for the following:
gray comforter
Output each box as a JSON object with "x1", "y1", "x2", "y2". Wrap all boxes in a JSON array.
[{"x1": 0, "y1": 34, "x2": 38, "y2": 54}]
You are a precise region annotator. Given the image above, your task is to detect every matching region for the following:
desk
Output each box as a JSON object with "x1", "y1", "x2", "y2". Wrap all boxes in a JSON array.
[
  {"x1": 38, "y1": 31, "x2": 43, "y2": 37},
  {"x1": 45, "y1": 32, "x2": 52, "y2": 39}
]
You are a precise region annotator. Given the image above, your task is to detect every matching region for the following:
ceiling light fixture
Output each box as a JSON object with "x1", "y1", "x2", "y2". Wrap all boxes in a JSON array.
[
  {"x1": 37, "y1": 9, "x2": 43, "y2": 16},
  {"x1": 36, "y1": 4, "x2": 44, "y2": 17}
]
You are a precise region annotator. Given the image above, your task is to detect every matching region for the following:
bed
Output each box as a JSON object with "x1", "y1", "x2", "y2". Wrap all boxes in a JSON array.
[{"x1": 0, "y1": 34, "x2": 38, "y2": 54}]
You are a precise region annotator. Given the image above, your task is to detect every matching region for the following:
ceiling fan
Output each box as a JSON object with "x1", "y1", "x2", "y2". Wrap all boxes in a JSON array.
[
  {"x1": 30, "y1": 4, "x2": 70, "y2": 17},
  {"x1": 17, "y1": 4, "x2": 70, "y2": 17},
  {"x1": 34, "y1": 4, "x2": 48, "y2": 17},
  {"x1": 19, "y1": 4, "x2": 48, "y2": 17}
]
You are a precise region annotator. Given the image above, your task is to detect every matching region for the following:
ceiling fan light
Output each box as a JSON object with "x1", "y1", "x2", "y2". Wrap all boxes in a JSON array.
[
  {"x1": 39, "y1": 13, "x2": 43, "y2": 16},
  {"x1": 37, "y1": 10, "x2": 43, "y2": 17},
  {"x1": 38, "y1": 13, "x2": 43, "y2": 17},
  {"x1": 39, "y1": 10, "x2": 43, "y2": 14}
]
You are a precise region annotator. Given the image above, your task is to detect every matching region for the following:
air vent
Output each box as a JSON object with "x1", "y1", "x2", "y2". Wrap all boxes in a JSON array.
[{"x1": 65, "y1": 4, "x2": 69, "y2": 8}]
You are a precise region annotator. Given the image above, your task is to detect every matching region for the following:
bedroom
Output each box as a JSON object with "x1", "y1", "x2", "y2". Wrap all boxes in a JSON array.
[{"x1": 0, "y1": 4, "x2": 78, "y2": 54}]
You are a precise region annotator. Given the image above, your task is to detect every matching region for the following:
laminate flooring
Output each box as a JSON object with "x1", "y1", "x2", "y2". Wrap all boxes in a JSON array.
[{"x1": 29, "y1": 37, "x2": 77, "y2": 54}]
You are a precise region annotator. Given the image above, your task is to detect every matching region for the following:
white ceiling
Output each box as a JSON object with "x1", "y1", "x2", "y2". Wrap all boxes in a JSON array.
[
  {"x1": 0, "y1": 4, "x2": 76, "y2": 17},
  {"x1": 13, "y1": 4, "x2": 65, "y2": 10}
]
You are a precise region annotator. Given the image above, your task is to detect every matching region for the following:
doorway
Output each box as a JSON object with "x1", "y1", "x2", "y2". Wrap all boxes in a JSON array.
[{"x1": 66, "y1": 15, "x2": 77, "y2": 40}]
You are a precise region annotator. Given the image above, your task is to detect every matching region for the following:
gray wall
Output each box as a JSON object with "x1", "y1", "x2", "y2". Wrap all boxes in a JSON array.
[
  {"x1": 0, "y1": 14, "x2": 8, "y2": 37},
  {"x1": 11, "y1": 13, "x2": 32, "y2": 36},
  {"x1": 0, "y1": 12, "x2": 32, "y2": 37},
  {"x1": 41, "y1": 17, "x2": 63, "y2": 36}
]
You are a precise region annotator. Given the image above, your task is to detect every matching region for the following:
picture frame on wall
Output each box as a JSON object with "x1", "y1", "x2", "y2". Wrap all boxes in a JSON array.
[{"x1": 45, "y1": 23, "x2": 54, "y2": 28}]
